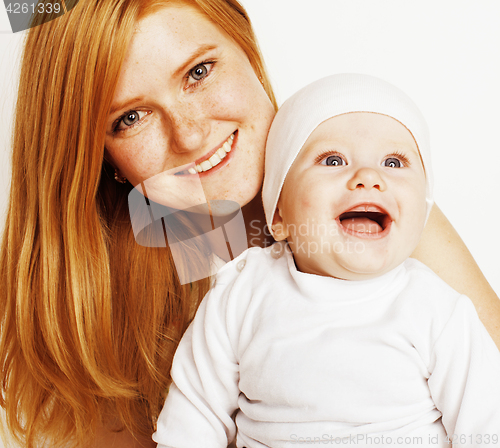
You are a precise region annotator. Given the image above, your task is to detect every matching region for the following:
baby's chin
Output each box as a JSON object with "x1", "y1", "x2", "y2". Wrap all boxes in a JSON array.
[
  {"x1": 298, "y1": 254, "x2": 407, "y2": 281},
  {"x1": 334, "y1": 263, "x2": 402, "y2": 281},
  {"x1": 331, "y1": 230, "x2": 425, "y2": 280},
  {"x1": 332, "y1": 247, "x2": 419, "y2": 280}
]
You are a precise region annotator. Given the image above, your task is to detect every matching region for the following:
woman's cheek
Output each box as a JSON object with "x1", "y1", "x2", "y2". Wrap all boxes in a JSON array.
[
  {"x1": 209, "y1": 80, "x2": 250, "y2": 120},
  {"x1": 108, "y1": 125, "x2": 169, "y2": 184},
  {"x1": 216, "y1": 63, "x2": 269, "y2": 117}
]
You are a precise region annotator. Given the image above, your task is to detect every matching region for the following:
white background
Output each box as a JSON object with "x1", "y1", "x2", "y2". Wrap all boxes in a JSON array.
[{"x1": 1, "y1": 0, "x2": 499, "y2": 300}]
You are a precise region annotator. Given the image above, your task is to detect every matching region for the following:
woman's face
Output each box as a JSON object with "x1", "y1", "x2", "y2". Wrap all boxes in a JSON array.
[{"x1": 105, "y1": 4, "x2": 275, "y2": 207}]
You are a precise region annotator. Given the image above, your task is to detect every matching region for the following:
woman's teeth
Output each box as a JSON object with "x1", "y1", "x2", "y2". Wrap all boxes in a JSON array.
[{"x1": 188, "y1": 133, "x2": 234, "y2": 174}]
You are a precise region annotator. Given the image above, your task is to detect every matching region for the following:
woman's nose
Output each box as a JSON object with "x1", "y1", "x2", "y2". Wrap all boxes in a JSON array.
[
  {"x1": 347, "y1": 167, "x2": 387, "y2": 192},
  {"x1": 168, "y1": 107, "x2": 210, "y2": 153}
]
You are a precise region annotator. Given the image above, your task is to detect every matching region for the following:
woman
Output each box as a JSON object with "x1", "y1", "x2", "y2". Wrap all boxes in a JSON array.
[{"x1": 0, "y1": 0, "x2": 498, "y2": 447}]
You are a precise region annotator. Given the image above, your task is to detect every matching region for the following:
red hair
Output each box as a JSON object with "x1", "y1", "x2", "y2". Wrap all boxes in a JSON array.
[{"x1": 0, "y1": 0, "x2": 275, "y2": 446}]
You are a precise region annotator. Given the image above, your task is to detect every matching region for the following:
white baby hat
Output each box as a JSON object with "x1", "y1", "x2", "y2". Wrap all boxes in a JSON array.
[{"x1": 262, "y1": 73, "x2": 433, "y2": 237}]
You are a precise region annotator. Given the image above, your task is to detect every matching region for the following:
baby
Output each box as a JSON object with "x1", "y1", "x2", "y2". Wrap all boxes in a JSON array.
[{"x1": 153, "y1": 74, "x2": 500, "y2": 447}]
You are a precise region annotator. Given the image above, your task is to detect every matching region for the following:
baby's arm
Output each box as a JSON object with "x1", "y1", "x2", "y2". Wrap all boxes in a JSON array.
[
  {"x1": 153, "y1": 282, "x2": 239, "y2": 448},
  {"x1": 411, "y1": 204, "x2": 500, "y2": 349},
  {"x1": 428, "y1": 295, "x2": 500, "y2": 445}
]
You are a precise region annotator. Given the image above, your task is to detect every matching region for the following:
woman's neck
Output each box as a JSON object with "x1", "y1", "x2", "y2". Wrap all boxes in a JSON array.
[
  {"x1": 241, "y1": 193, "x2": 274, "y2": 249},
  {"x1": 206, "y1": 193, "x2": 274, "y2": 263}
]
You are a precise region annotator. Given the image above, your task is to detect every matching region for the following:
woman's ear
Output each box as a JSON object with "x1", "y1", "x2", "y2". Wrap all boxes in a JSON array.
[{"x1": 271, "y1": 204, "x2": 289, "y2": 241}]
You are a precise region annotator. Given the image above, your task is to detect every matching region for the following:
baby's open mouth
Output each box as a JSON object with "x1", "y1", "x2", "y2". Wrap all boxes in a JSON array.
[{"x1": 337, "y1": 204, "x2": 392, "y2": 235}]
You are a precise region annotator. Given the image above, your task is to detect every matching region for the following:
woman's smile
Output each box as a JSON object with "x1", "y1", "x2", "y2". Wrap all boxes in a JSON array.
[{"x1": 175, "y1": 131, "x2": 236, "y2": 176}]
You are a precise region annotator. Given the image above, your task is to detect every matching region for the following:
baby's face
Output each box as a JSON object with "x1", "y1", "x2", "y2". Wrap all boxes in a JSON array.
[{"x1": 273, "y1": 112, "x2": 427, "y2": 280}]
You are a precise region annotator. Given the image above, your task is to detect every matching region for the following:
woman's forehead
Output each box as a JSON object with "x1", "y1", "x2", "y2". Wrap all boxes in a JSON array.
[
  {"x1": 112, "y1": 5, "x2": 233, "y2": 106},
  {"x1": 133, "y1": 4, "x2": 219, "y2": 42}
]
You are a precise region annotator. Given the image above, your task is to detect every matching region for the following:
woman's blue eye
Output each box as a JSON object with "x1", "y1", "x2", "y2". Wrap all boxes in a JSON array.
[
  {"x1": 322, "y1": 155, "x2": 345, "y2": 166},
  {"x1": 122, "y1": 111, "x2": 139, "y2": 126},
  {"x1": 114, "y1": 110, "x2": 150, "y2": 132},
  {"x1": 190, "y1": 64, "x2": 209, "y2": 81},
  {"x1": 384, "y1": 157, "x2": 403, "y2": 168}
]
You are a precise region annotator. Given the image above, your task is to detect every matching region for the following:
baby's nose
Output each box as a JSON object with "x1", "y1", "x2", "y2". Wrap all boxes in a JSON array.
[{"x1": 347, "y1": 167, "x2": 387, "y2": 191}]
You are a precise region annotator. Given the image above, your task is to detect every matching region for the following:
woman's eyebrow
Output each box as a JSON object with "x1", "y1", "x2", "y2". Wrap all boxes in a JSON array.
[
  {"x1": 110, "y1": 96, "x2": 145, "y2": 117},
  {"x1": 172, "y1": 43, "x2": 218, "y2": 79}
]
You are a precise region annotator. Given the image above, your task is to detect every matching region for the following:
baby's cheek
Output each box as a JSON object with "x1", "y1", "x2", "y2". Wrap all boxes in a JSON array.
[
  {"x1": 302, "y1": 201, "x2": 312, "y2": 211},
  {"x1": 289, "y1": 191, "x2": 312, "y2": 212}
]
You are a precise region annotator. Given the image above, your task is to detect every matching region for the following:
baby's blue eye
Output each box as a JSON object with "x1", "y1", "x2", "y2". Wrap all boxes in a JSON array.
[
  {"x1": 383, "y1": 157, "x2": 403, "y2": 168},
  {"x1": 322, "y1": 155, "x2": 345, "y2": 166}
]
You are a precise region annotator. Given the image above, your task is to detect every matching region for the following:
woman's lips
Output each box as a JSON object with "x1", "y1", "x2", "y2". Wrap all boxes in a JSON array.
[
  {"x1": 336, "y1": 203, "x2": 393, "y2": 239},
  {"x1": 174, "y1": 132, "x2": 236, "y2": 177}
]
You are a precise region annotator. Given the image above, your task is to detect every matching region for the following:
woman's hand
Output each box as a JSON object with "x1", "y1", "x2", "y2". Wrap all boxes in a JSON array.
[{"x1": 412, "y1": 204, "x2": 500, "y2": 350}]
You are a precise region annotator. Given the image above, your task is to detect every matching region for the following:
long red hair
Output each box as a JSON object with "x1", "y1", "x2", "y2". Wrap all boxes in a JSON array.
[{"x1": 0, "y1": 0, "x2": 276, "y2": 446}]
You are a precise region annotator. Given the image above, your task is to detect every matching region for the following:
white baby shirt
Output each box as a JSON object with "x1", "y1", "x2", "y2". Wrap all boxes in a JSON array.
[{"x1": 154, "y1": 242, "x2": 500, "y2": 447}]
